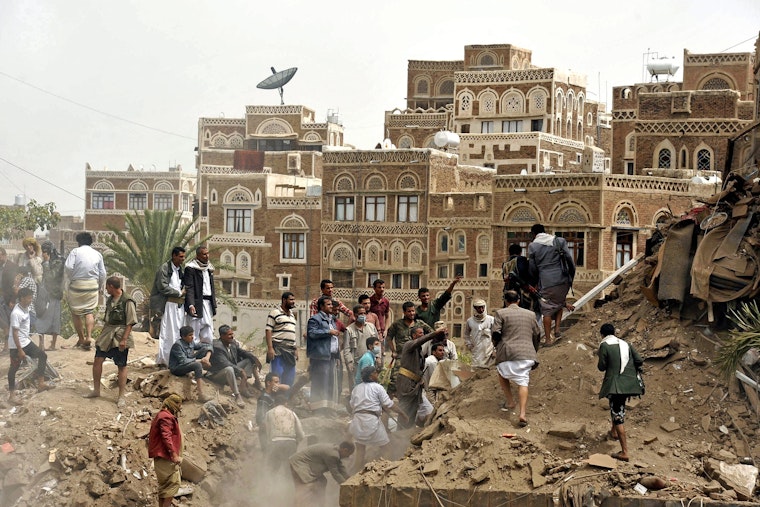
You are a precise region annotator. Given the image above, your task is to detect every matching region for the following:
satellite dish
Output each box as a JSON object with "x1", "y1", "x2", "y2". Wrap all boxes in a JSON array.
[{"x1": 256, "y1": 67, "x2": 298, "y2": 105}]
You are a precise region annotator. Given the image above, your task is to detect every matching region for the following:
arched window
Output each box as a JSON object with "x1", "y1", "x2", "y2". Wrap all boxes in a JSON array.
[
  {"x1": 439, "y1": 233, "x2": 449, "y2": 253},
  {"x1": 658, "y1": 149, "x2": 672, "y2": 169},
  {"x1": 702, "y1": 77, "x2": 730, "y2": 90},
  {"x1": 458, "y1": 91, "x2": 474, "y2": 115},
  {"x1": 416, "y1": 79, "x2": 429, "y2": 95},
  {"x1": 680, "y1": 148, "x2": 688, "y2": 168},
  {"x1": 455, "y1": 232, "x2": 466, "y2": 253},
  {"x1": 439, "y1": 80, "x2": 455, "y2": 95},
  {"x1": 502, "y1": 91, "x2": 524, "y2": 115},
  {"x1": 697, "y1": 149, "x2": 712, "y2": 170},
  {"x1": 479, "y1": 54, "x2": 494, "y2": 66},
  {"x1": 479, "y1": 90, "x2": 497, "y2": 114}
]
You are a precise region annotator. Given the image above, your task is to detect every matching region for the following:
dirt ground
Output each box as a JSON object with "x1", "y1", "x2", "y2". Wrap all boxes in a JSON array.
[{"x1": 0, "y1": 259, "x2": 759, "y2": 506}]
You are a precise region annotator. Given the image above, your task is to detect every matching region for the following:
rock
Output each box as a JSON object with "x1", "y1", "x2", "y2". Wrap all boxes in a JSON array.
[
  {"x1": 558, "y1": 441, "x2": 575, "y2": 451},
  {"x1": 660, "y1": 421, "x2": 681, "y2": 433},
  {"x1": 529, "y1": 457, "x2": 546, "y2": 488},
  {"x1": 704, "y1": 459, "x2": 758, "y2": 501},
  {"x1": 82, "y1": 473, "x2": 109, "y2": 499},
  {"x1": 651, "y1": 338, "x2": 671, "y2": 350},
  {"x1": 547, "y1": 423, "x2": 586, "y2": 439},
  {"x1": 639, "y1": 476, "x2": 667, "y2": 490},
  {"x1": 200, "y1": 475, "x2": 219, "y2": 496},
  {"x1": 642, "y1": 435, "x2": 658, "y2": 445},
  {"x1": 701, "y1": 415, "x2": 711, "y2": 432},
  {"x1": 422, "y1": 460, "x2": 440, "y2": 475},
  {"x1": 703, "y1": 480, "x2": 723, "y2": 494},
  {"x1": 3, "y1": 468, "x2": 29, "y2": 488},
  {"x1": 109, "y1": 469, "x2": 127, "y2": 486},
  {"x1": 180, "y1": 454, "x2": 207, "y2": 483},
  {"x1": 470, "y1": 467, "x2": 490, "y2": 484},
  {"x1": 718, "y1": 449, "x2": 737, "y2": 462},
  {"x1": 657, "y1": 448, "x2": 669, "y2": 457}
]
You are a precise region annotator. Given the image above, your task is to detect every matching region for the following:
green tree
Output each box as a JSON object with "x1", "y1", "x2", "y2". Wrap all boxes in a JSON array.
[
  {"x1": 0, "y1": 200, "x2": 60, "y2": 240},
  {"x1": 102, "y1": 210, "x2": 208, "y2": 295}
]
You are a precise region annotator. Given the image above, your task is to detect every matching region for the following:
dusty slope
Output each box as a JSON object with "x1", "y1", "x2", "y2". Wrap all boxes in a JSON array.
[
  {"x1": 1, "y1": 259, "x2": 759, "y2": 506},
  {"x1": 344, "y1": 262, "x2": 760, "y2": 505}
]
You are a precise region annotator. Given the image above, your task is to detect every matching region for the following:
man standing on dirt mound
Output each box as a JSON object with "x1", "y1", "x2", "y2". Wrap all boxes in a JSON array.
[
  {"x1": 528, "y1": 223, "x2": 575, "y2": 347},
  {"x1": 597, "y1": 323, "x2": 644, "y2": 462},
  {"x1": 492, "y1": 290, "x2": 541, "y2": 427},
  {"x1": 184, "y1": 246, "x2": 216, "y2": 346}
]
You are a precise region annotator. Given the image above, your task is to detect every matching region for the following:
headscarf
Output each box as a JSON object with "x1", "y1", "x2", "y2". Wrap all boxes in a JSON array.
[
  {"x1": 186, "y1": 258, "x2": 214, "y2": 273},
  {"x1": 41, "y1": 241, "x2": 59, "y2": 260},
  {"x1": 601, "y1": 335, "x2": 630, "y2": 374},
  {"x1": 472, "y1": 299, "x2": 487, "y2": 321},
  {"x1": 162, "y1": 393, "x2": 183, "y2": 415}
]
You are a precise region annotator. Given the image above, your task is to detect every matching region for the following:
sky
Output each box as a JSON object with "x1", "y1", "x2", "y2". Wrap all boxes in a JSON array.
[{"x1": 0, "y1": 0, "x2": 758, "y2": 217}]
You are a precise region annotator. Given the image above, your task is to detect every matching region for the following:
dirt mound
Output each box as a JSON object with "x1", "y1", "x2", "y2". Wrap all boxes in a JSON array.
[{"x1": 346, "y1": 262, "x2": 760, "y2": 504}]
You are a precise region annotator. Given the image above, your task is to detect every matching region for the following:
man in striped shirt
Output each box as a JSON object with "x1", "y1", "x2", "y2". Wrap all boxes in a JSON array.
[{"x1": 266, "y1": 292, "x2": 298, "y2": 386}]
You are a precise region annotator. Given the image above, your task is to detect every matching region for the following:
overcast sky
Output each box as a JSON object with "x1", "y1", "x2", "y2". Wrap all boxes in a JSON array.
[{"x1": 0, "y1": 0, "x2": 758, "y2": 217}]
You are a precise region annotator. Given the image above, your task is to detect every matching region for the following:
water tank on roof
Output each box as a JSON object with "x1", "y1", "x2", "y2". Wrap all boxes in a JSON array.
[
  {"x1": 14, "y1": 194, "x2": 25, "y2": 206},
  {"x1": 647, "y1": 59, "x2": 679, "y2": 78},
  {"x1": 434, "y1": 131, "x2": 460, "y2": 149}
]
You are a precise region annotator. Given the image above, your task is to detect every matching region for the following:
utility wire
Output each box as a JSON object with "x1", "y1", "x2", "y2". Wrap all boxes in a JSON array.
[
  {"x1": 0, "y1": 156, "x2": 84, "y2": 201},
  {"x1": 720, "y1": 36, "x2": 756, "y2": 53},
  {"x1": 0, "y1": 70, "x2": 195, "y2": 141}
]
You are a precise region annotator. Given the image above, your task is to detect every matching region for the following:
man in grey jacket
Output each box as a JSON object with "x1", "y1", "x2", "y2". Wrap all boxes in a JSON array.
[
  {"x1": 289, "y1": 441, "x2": 354, "y2": 506},
  {"x1": 150, "y1": 247, "x2": 186, "y2": 367},
  {"x1": 528, "y1": 223, "x2": 575, "y2": 346},
  {"x1": 492, "y1": 290, "x2": 541, "y2": 427}
]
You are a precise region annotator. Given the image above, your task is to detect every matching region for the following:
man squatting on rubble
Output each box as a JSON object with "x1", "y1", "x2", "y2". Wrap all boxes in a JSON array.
[
  {"x1": 289, "y1": 441, "x2": 355, "y2": 507},
  {"x1": 8, "y1": 287, "x2": 53, "y2": 403},
  {"x1": 597, "y1": 322, "x2": 644, "y2": 462},
  {"x1": 148, "y1": 393, "x2": 184, "y2": 507},
  {"x1": 84, "y1": 276, "x2": 136, "y2": 407},
  {"x1": 169, "y1": 325, "x2": 212, "y2": 402},
  {"x1": 207, "y1": 324, "x2": 261, "y2": 407}
]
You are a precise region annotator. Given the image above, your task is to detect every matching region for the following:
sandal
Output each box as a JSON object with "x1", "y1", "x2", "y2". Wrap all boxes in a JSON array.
[
  {"x1": 518, "y1": 419, "x2": 528, "y2": 427},
  {"x1": 611, "y1": 451, "x2": 629, "y2": 462}
]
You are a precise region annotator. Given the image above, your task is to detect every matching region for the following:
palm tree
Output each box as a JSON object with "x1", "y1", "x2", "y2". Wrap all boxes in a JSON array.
[{"x1": 103, "y1": 210, "x2": 206, "y2": 296}]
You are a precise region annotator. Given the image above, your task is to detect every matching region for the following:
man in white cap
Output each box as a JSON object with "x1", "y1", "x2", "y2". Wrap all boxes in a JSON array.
[{"x1": 464, "y1": 298, "x2": 494, "y2": 368}]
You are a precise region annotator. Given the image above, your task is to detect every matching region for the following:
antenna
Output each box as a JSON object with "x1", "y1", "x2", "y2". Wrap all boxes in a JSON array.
[{"x1": 256, "y1": 67, "x2": 298, "y2": 105}]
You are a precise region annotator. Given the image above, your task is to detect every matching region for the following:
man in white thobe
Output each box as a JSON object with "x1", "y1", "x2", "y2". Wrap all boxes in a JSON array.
[{"x1": 150, "y1": 247, "x2": 186, "y2": 366}]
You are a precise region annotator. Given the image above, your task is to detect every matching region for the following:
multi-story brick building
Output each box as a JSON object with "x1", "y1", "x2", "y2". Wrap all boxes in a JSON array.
[
  {"x1": 385, "y1": 43, "x2": 612, "y2": 174},
  {"x1": 195, "y1": 104, "x2": 344, "y2": 336},
  {"x1": 84, "y1": 163, "x2": 196, "y2": 242},
  {"x1": 611, "y1": 48, "x2": 755, "y2": 176}
]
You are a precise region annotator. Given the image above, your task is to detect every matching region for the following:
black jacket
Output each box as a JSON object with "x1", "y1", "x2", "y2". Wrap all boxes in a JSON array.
[
  {"x1": 208, "y1": 339, "x2": 258, "y2": 375},
  {"x1": 183, "y1": 265, "x2": 216, "y2": 318}
]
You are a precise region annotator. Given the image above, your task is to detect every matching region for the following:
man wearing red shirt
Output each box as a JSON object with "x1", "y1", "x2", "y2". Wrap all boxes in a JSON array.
[
  {"x1": 149, "y1": 394, "x2": 183, "y2": 506},
  {"x1": 369, "y1": 279, "x2": 390, "y2": 341}
]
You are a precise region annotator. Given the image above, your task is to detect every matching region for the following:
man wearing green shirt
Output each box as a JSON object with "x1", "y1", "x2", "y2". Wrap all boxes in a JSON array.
[{"x1": 415, "y1": 275, "x2": 462, "y2": 328}]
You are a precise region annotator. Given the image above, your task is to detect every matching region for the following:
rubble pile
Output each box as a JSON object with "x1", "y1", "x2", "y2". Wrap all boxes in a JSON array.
[{"x1": 345, "y1": 258, "x2": 760, "y2": 505}]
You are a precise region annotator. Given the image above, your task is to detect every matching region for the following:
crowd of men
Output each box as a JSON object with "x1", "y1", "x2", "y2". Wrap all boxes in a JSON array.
[{"x1": 3, "y1": 223, "x2": 647, "y2": 504}]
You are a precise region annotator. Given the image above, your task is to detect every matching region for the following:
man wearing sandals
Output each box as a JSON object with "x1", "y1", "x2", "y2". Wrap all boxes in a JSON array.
[
  {"x1": 492, "y1": 290, "x2": 541, "y2": 428},
  {"x1": 84, "y1": 276, "x2": 136, "y2": 408},
  {"x1": 597, "y1": 323, "x2": 644, "y2": 462},
  {"x1": 527, "y1": 223, "x2": 575, "y2": 346},
  {"x1": 64, "y1": 232, "x2": 107, "y2": 349}
]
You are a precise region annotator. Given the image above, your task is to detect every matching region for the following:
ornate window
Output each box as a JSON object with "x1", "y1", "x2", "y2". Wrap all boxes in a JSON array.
[
  {"x1": 229, "y1": 135, "x2": 243, "y2": 148},
  {"x1": 154, "y1": 181, "x2": 173, "y2": 192},
  {"x1": 502, "y1": 91, "x2": 524, "y2": 115},
  {"x1": 479, "y1": 54, "x2": 494, "y2": 66},
  {"x1": 616, "y1": 210, "x2": 632, "y2": 225},
  {"x1": 366, "y1": 175, "x2": 385, "y2": 190},
  {"x1": 458, "y1": 91, "x2": 474, "y2": 115},
  {"x1": 479, "y1": 91, "x2": 497, "y2": 114},
  {"x1": 409, "y1": 243, "x2": 422, "y2": 266},
  {"x1": 702, "y1": 77, "x2": 730, "y2": 90},
  {"x1": 439, "y1": 80, "x2": 455, "y2": 95},
  {"x1": 697, "y1": 149, "x2": 712, "y2": 171},
  {"x1": 93, "y1": 180, "x2": 114, "y2": 190},
  {"x1": 367, "y1": 244, "x2": 380, "y2": 263},
  {"x1": 528, "y1": 89, "x2": 546, "y2": 114},
  {"x1": 236, "y1": 251, "x2": 251, "y2": 275},
  {"x1": 221, "y1": 252, "x2": 234, "y2": 267},
  {"x1": 212, "y1": 135, "x2": 227, "y2": 148},
  {"x1": 477, "y1": 235, "x2": 490, "y2": 256},
  {"x1": 399, "y1": 174, "x2": 417, "y2": 190},
  {"x1": 129, "y1": 181, "x2": 148, "y2": 191},
  {"x1": 509, "y1": 207, "x2": 538, "y2": 223},
  {"x1": 658, "y1": 149, "x2": 672, "y2": 169},
  {"x1": 557, "y1": 207, "x2": 588, "y2": 224},
  {"x1": 335, "y1": 176, "x2": 354, "y2": 191},
  {"x1": 398, "y1": 136, "x2": 413, "y2": 149},
  {"x1": 416, "y1": 79, "x2": 429, "y2": 95}
]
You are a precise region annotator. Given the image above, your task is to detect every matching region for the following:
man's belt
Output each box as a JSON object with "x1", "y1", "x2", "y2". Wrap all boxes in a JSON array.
[
  {"x1": 202, "y1": 295, "x2": 213, "y2": 300},
  {"x1": 355, "y1": 409, "x2": 381, "y2": 417},
  {"x1": 398, "y1": 367, "x2": 421, "y2": 383},
  {"x1": 168, "y1": 296, "x2": 184, "y2": 304}
]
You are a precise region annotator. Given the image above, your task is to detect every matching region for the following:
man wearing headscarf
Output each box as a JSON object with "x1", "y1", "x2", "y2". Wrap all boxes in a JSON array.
[
  {"x1": 183, "y1": 246, "x2": 216, "y2": 345},
  {"x1": 463, "y1": 298, "x2": 495, "y2": 368},
  {"x1": 597, "y1": 323, "x2": 644, "y2": 462},
  {"x1": 149, "y1": 393, "x2": 183, "y2": 507}
]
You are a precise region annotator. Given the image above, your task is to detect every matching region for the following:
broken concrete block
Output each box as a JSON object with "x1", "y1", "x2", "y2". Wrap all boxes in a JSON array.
[
  {"x1": 642, "y1": 435, "x2": 658, "y2": 445},
  {"x1": 660, "y1": 421, "x2": 681, "y2": 432},
  {"x1": 704, "y1": 459, "x2": 758, "y2": 501},
  {"x1": 180, "y1": 454, "x2": 207, "y2": 483},
  {"x1": 422, "y1": 460, "x2": 440, "y2": 475},
  {"x1": 701, "y1": 415, "x2": 711, "y2": 432},
  {"x1": 529, "y1": 457, "x2": 546, "y2": 488},
  {"x1": 558, "y1": 441, "x2": 575, "y2": 450},
  {"x1": 547, "y1": 423, "x2": 586, "y2": 439},
  {"x1": 470, "y1": 467, "x2": 490, "y2": 484},
  {"x1": 703, "y1": 480, "x2": 723, "y2": 494}
]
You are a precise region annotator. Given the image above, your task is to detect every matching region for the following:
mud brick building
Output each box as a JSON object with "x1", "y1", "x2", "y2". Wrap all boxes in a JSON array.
[
  {"x1": 83, "y1": 164, "x2": 196, "y2": 245},
  {"x1": 195, "y1": 104, "x2": 344, "y2": 335},
  {"x1": 611, "y1": 49, "x2": 755, "y2": 177}
]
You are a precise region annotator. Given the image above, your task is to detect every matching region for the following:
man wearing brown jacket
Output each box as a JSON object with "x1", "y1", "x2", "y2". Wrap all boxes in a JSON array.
[{"x1": 492, "y1": 290, "x2": 541, "y2": 427}]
